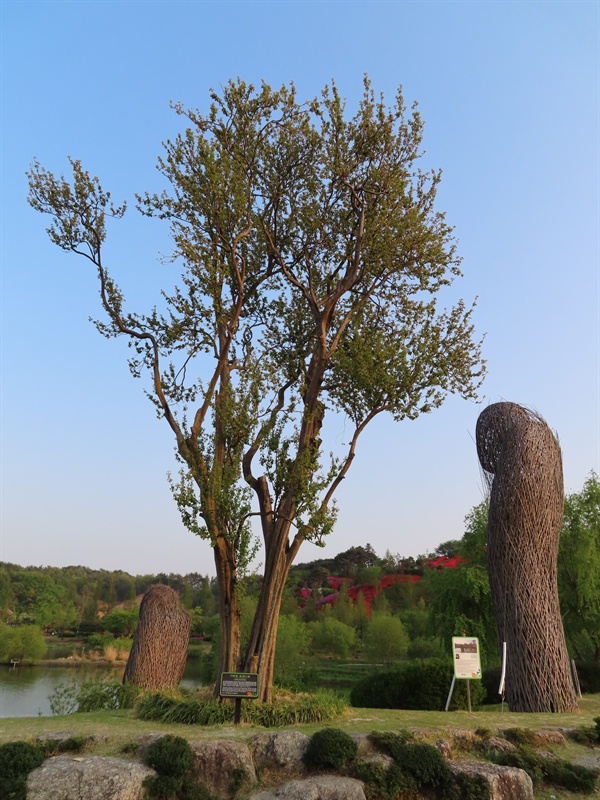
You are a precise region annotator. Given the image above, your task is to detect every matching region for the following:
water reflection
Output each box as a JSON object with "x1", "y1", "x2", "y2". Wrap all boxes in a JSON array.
[{"x1": 0, "y1": 659, "x2": 204, "y2": 719}]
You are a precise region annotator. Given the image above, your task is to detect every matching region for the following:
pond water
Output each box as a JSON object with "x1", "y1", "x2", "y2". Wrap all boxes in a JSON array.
[{"x1": 0, "y1": 656, "x2": 205, "y2": 719}]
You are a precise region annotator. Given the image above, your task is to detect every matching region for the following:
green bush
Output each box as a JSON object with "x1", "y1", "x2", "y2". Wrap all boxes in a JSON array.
[
  {"x1": 491, "y1": 746, "x2": 598, "y2": 793},
  {"x1": 362, "y1": 614, "x2": 409, "y2": 664},
  {"x1": 38, "y1": 735, "x2": 89, "y2": 757},
  {"x1": 48, "y1": 678, "x2": 140, "y2": 715},
  {"x1": 595, "y1": 716, "x2": 600, "y2": 743},
  {"x1": 145, "y1": 735, "x2": 193, "y2": 778},
  {"x1": 303, "y1": 727, "x2": 358, "y2": 771},
  {"x1": 350, "y1": 658, "x2": 485, "y2": 711},
  {"x1": 363, "y1": 732, "x2": 488, "y2": 799},
  {"x1": 0, "y1": 741, "x2": 44, "y2": 800},
  {"x1": 354, "y1": 760, "x2": 417, "y2": 799},
  {"x1": 393, "y1": 742, "x2": 450, "y2": 788},
  {"x1": 136, "y1": 689, "x2": 345, "y2": 727}
]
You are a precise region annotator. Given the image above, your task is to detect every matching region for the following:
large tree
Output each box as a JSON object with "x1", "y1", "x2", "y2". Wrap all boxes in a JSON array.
[
  {"x1": 27, "y1": 78, "x2": 484, "y2": 701},
  {"x1": 558, "y1": 472, "x2": 600, "y2": 663}
]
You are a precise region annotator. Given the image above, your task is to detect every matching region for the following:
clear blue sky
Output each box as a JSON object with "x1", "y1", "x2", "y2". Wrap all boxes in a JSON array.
[{"x1": 1, "y1": 0, "x2": 598, "y2": 577}]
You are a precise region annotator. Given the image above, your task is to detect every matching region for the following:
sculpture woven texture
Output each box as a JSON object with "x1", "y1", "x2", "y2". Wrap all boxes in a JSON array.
[
  {"x1": 123, "y1": 583, "x2": 191, "y2": 691},
  {"x1": 476, "y1": 402, "x2": 577, "y2": 713}
]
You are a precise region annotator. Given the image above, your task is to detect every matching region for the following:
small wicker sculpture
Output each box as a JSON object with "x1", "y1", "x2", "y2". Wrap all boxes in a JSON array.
[
  {"x1": 123, "y1": 583, "x2": 191, "y2": 691},
  {"x1": 476, "y1": 402, "x2": 578, "y2": 712}
]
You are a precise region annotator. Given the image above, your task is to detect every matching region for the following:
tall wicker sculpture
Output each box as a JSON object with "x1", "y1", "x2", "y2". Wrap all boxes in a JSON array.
[
  {"x1": 476, "y1": 402, "x2": 577, "y2": 712},
  {"x1": 123, "y1": 584, "x2": 191, "y2": 691}
]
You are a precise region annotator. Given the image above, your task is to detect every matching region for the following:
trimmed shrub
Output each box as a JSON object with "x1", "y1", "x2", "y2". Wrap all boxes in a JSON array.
[
  {"x1": 363, "y1": 733, "x2": 487, "y2": 799},
  {"x1": 144, "y1": 735, "x2": 193, "y2": 778},
  {"x1": 350, "y1": 658, "x2": 485, "y2": 711},
  {"x1": 303, "y1": 727, "x2": 358, "y2": 771},
  {"x1": 491, "y1": 746, "x2": 598, "y2": 793},
  {"x1": 0, "y1": 741, "x2": 44, "y2": 800}
]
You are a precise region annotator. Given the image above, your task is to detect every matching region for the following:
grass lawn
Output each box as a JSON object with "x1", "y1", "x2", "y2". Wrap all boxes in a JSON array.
[{"x1": 1, "y1": 694, "x2": 598, "y2": 800}]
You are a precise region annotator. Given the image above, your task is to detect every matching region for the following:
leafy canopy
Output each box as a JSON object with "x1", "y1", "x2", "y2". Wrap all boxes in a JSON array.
[{"x1": 27, "y1": 77, "x2": 484, "y2": 573}]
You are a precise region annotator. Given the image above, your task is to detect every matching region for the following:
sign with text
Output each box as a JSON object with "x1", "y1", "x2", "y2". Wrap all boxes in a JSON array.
[
  {"x1": 220, "y1": 672, "x2": 259, "y2": 698},
  {"x1": 452, "y1": 637, "x2": 482, "y2": 679}
]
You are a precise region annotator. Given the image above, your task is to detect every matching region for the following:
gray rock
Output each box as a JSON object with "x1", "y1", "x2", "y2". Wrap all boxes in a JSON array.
[
  {"x1": 356, "y1": 753, "x2": 395, "y2": 770},
  {"x1": 450, "y1": 760, "x2": 534, "y2": 800},
  {"x1": 530, "y1": 729, "x2": 566, "y2": 746},
  {"x1": 249, "y1": 731, "x2": 310, "y2": 771},
  {"x1": 188, "y1": 740, "x2": 257, "y2": 798},
  {"x1": 248, "y1": 775, "x2": 366, "y2": 800},
  {"x1": 35, "y1": 731, "x2": 75, "y2": 743},
  {"x1": 434, "y1": 738, "x2": 452, "y2": 759},
  {"x1": 27, "y1": 755, "x2": 155, "y2": 800},
  {"x1": 349, "y1": 733, "x2": 376, "y2": 759},
  {"x1": 573, "y1": 751, "x2": 600, "y2": 773},
  {"x1": 484, "y1": 736, "x2": 518, "y2": 755}
]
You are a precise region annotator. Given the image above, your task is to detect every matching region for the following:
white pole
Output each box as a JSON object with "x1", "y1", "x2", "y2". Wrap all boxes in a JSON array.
[{"x1": 445, "y1": 674, "x2": 456, "y2": 712}]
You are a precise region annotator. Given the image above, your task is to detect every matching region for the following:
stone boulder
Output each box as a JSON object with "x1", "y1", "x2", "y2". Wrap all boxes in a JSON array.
[
  {"x1": 249, "y1": 731, "x2": 310, "y2": 772},
  {"x1": 484, "y1": 736, "x2": 518, "y2": 756},
  {"x1": 450, "y1": 760, "x2": 533, "y2": 800},
  {"x1": 27, "y1": 755, "x2": 155, "y2": 800},
  {"x1": 248, "y1": 775, "x2": 367, "y2": 800},
  {"x1": 188, "y1": 740, "x2": 257, "y2": 798}
]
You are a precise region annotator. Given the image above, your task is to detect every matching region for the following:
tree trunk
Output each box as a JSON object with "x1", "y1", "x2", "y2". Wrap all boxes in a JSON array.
[
  {"x1": 476, "y1": 403, "x2": 578, "y2": 713},
  {"x1": 243, "y1": 518, "x2": 300, "y2": 702},
  {"x1": 213, "y1": 537, "x2": 241, "y2": 696},
  {"x1": 123, "y1": 584, "x2": 190, "y2": 690}
]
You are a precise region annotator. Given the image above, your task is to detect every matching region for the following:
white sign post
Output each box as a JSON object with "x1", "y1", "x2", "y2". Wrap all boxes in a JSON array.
[{"x1": 451, "y1": 636, "x2": 482, "y2": 712}]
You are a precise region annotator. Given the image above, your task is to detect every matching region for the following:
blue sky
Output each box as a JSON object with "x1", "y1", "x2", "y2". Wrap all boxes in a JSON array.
[{"x1": 1, "y1": 0, "x2": 598, "y2": 576}]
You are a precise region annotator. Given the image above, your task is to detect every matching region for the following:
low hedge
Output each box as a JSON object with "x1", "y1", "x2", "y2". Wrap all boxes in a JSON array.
[{"x1": 349, "y1": 658, "x2": 485, "y2": 711}]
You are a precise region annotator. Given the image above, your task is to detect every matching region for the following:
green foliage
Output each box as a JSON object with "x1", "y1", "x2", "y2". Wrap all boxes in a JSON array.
[
  {"x1": 362, "y1": 613, "x2": 409, "y2": 664},
  {"x1": 0, "y1": 624, "x2": 46, "y2": 663},
  {"x1": 363, "y1": 733, "x2": 488, "y2": 799},
  {"x1": 491, "y1": 746, "x2": 598, "y2": 794},
  {"x1": 595, "y1": 715, "x2": 600, "y2": 743},
  {"x1": 135, "y1": 689, "x2": 345, "y2": 727},
  {"x1": 303, "y1": 727, "x2": 358, "y2": 771},
  {"x1": 274, "y1": 614, "x2": 312, "y2": 687},
  {"x1": 48, "y1": 678, "x2": 140, "y2": 715},
  {"x1": 0, "y1": 741, "x2": 44, "y2": 800},
  {"x1": 38, "y1": 735, "x2": 90, "y2": 757},
  {"x1": 27, "y1": 76, "x2": 485, "y2": 700},
  {"x1": 558, "y1": 472, "x2": 600, "y2": 663},
  {"x1": 101, "y1": 608, "x2": 139, "y2": 637},
  {"x1": 142, "y1": 735, "x2": 208, "y2": 800},
  {"x1": 310, "y1": 617, "x2": 357, "y2": 659},
  {"x1": 144, "y1": 735, "x2": 193, "y2": 778},
  {"x1": 349, "y1": 658, "x2": 485, "y2": 710},
  {"x1": 354, "y1": 760, "x2": 417, "y2": 799}
]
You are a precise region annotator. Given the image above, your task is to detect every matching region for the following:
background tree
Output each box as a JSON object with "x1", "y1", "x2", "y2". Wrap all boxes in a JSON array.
[
  {"x1": 362, "y1": 613, "x2": 409, "y2": 664},
  {"x1": 27, "y1": 78, "x2": 484, "y2": 701},
  {"x1": 0, "y1": 624, "x2": 46, "y2": 663},
  {"x1": 310, "y1": 616, "x2": 357, "y2": 660},
  {"x1": 558, "y1": 472, "x2": 600, "y2": 663}
]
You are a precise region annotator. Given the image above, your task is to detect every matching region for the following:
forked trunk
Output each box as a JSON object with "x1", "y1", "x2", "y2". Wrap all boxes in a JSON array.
[
  {"x1": 243, "y1": 520, "x2": 298, "y2": 702},
  {"x1": 213, "y1": 539, "x2": 241, "y2": 696}
]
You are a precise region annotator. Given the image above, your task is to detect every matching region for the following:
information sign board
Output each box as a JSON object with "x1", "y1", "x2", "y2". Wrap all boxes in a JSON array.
[
  {"x1": 220, "y1": 672, "x2": 259, "y2": 698},
  {"x1": 452, "y1": 637, "x2": 482, "y2": 679}
]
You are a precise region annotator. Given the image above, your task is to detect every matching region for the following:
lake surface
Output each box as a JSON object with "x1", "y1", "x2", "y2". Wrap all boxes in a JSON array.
[{"x1": 0, "y1": 659, "x2": 205, "y2": 719}]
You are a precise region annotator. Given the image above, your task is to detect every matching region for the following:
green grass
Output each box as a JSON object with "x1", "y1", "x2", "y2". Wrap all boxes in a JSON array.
[{"x1": 1, "y1": 695, "x2": 598, "y2": 800}]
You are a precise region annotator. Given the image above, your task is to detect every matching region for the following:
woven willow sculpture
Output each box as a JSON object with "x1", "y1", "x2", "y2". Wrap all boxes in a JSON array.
[
  {"x1": 476, "y1": 402, "x2": 578, "y2": 713},
  {"x1": 123, "y1": 584, "x2": 190, "y2": 690}
]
